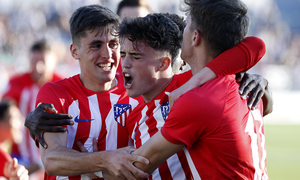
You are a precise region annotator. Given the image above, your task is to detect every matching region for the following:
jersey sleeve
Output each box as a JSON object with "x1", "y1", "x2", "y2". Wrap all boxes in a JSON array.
[
  {"x1": 206, "y1": 36, "x2": 266, "y2": 77},
  {"x1": 35, "y1": 83, "x2": 64, "y2": 112}
]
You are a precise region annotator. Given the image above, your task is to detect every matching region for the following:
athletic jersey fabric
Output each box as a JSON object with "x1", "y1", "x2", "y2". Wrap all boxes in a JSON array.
[
  {"x1": 2, "y1": 72, "x2": 62, "y2": 168},
  {"x1": 127, "y1": 71, "x2": 193, "y2": 180},
  {"x1": 36, "y1": 74, "x2": 142, "y2": 180},
  {"x1": 0, "y1": 147, "x2": 12, "y2": 177},
  {"x1": 161, "y1": 75, "x2": 268, "y2": 180},
  {"x1": 127, "y1": 36, "x2": 265, "y2": 180}
]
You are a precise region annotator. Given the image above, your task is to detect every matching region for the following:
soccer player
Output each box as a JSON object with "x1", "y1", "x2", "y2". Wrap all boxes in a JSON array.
[
  {"x1": 27, "y1": 12, "x2": 271, "y2": 180},
  {"x1": 2, "y1": 40, "x2": 62, "y2": 176},
  {"x1": 132, "y1": 0, "x2": 270, "y2": 179},
  {"x1": 103, "y1": 12, "x2": 271, "y2": 179},
  {"x1": 34, "y1": 5, "x2": 149, "y2": 180}
]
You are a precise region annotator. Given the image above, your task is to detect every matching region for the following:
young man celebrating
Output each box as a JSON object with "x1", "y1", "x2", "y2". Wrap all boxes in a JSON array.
[
  {"x1": 26, "y1": 8, "x2": 270, "y2": 180},
  {"x1": 132, "y1": 0, "x2": 270, "y2": 179},
  {"x1": 34, "y1": 5, "x2": 149, "y2": 180}
]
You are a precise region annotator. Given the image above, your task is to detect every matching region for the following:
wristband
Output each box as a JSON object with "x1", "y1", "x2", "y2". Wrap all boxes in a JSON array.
[{"x1": 94, "y1": 171, "x2": 103, "y2": 178}]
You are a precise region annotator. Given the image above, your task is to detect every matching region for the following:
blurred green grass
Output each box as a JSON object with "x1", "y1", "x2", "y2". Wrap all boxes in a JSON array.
[{"x1": 265, "y1": 124, "x2": 300, "y2": 180}]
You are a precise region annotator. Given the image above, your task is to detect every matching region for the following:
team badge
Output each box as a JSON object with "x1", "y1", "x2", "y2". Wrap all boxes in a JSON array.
[
  {"x1": 114, "y1": 104, "x2": 132, "y2": 127},
  {"x1": 161, "y1": 101, "x2": 170, "y2": 120}
]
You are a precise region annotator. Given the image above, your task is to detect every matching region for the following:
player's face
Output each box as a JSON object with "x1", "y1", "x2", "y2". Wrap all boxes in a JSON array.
[
  {"x1": 73, "y1": 25, "x2": 120, "y2": 92},
  {"x1": 121, "y1": 38, "x2": 166, "y2": 102},
  {"x1": 181, "y1": 14, "x2": 193, "y2": 63},
  {"x1": 30, "y1": 50, "x2": 57, "y2": 83}
]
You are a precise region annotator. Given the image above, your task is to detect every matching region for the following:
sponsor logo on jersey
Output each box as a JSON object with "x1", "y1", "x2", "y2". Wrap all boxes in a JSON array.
[
  {"x1": 161, "y1": 101, "x2": 169, "y2": 120},
  {"x1": 114, "y1": 104, "x2": 132, "y2": 127},
  {"x1": 74, "y1": 115, "x2": 95, "y2": 123}
]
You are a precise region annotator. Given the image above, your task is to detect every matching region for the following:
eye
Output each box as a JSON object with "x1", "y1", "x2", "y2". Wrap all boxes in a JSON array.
[
  {"x1": 91, "y1": 44, "x2": 101, "y2": 49},
  {"x1": 109, "y1": 42, "x2": 119, "y2": 49},
  {"x1": 120, "y1": 51, "x2": 126, "y2": 58}
]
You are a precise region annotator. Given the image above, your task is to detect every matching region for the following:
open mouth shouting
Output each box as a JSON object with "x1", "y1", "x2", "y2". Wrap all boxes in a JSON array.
[{"x1": 123, "y1": 72, "x2": 133, "y2": 88}]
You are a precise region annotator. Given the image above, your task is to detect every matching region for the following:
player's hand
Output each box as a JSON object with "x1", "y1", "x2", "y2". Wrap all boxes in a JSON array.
[
  {"x1": 4, "y1": 158, "x2": 29, "y2": 180},
  {"x1": 99, "y1": 146, "x2": 149, "y2": 180},
  {"x1": 236, "y1": 72, "x2": 268, "y2": 109},
  {"x1": 24, "y1": 103, "x2": 73, "y2": 149}
]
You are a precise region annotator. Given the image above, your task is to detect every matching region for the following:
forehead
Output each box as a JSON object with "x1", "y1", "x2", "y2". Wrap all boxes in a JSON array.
[
  {"x1": 120, "y1": 38, "x2": 149, "y2": 52},
  {"x1": 83, "y1": 25, "x2": 119, "y2": 41}
]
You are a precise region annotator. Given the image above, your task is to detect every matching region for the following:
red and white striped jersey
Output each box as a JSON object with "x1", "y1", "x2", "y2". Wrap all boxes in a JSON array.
[
  {"x1": 36, "y1": 74, "x2": 142, "y2": 180},
  {"x1": 2, "y1": 72, "x2": 62, "y2": 168},
  {"x1": 127, "y1": 71, "x2": 193, "y2": 180}
]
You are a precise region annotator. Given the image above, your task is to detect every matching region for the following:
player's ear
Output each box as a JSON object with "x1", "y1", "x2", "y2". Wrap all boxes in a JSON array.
[
  {"x1": 192, "y1": 29, "x2": 202, "y2": 47},
  {"x1": 159, "y1": 57, "x2": 171, "y2": 71},
  {"x1": 70, "y1": 43, "x2": 80, "y2": 60}
]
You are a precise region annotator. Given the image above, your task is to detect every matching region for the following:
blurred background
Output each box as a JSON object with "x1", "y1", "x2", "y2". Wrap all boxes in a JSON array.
[{"x1": 0, "y1": 0, "x2": 299, "y2": 179}]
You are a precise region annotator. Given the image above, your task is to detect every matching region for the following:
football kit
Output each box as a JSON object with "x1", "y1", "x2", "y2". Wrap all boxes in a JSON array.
[
  {"x1": 127, "y1": 36, "x2": 266, "y2": 179},
  {"x1": 36, "y1": 74, "x2": 142, "y2": 180}
]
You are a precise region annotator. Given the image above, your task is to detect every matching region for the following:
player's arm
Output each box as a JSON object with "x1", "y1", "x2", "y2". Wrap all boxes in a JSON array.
[
  {"x1": 132, "y1": 131, "x2": 183, "y2": 175},
  {"x1": 40, "y1": 131, "x2": 149, "y2": 179},
  {"x1": 25, "y1": 103, "x2": 73, "y2": 148},
  {"x1": 169, "y1": 37, "x2": 266, "y2": 107}
]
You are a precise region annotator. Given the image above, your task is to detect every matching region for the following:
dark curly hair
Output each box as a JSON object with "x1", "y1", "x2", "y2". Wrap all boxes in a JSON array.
[
  {"x1": 119, "y1": 13, "x2": 184, "y2": 64},
  {"x1": 69, "y1": 5, "x2": 119, "y2": 45},
  {"x1": 183, "y1": 0, "x2": 249, "y2": 57}
]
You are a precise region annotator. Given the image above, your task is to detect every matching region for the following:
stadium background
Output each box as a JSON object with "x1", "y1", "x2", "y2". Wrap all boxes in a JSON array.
[{"x1": 0, "y1": 0, "x2": 299, "y2": 179}]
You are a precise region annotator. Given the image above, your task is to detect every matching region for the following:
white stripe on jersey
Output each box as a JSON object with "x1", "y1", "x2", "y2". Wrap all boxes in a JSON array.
[
  {"x1": 134, "y1": 100, "x2": 188, "y2": 179},
  {"x1": 153, "y1": 100, "x2": 165, "y2": 130},
  {"x1": 67, "y1": 101, "x2": 80, "y2": 149},
  {"x1": 105, "y1": 93, "x2": 121, "y2": 150},
  {"x1": 86, "y1": 94, "x2": 102, "y2": 152},
  {"x1": 183, "y1": 147, "x2": 201, "y2": 180},
  {"x1": 138, "y1": 106, "x2": 150, "y2": 145},
  {"x1": 166, "y1": 154, "x2": 186, "y2": 179}
]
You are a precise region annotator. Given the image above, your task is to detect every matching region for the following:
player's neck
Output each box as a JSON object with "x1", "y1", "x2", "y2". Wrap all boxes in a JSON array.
[{"x1": 143, "y1": 76, "x2": 173, "y2": 103}]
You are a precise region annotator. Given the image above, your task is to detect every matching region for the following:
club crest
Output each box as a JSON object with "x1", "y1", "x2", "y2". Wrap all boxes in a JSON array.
[
  {"x1": 114, "y1": 104, "x2": 132, "y2": 127},
  {"x1": 161, "y1": 101, "x2": 170, "y2": 120}
]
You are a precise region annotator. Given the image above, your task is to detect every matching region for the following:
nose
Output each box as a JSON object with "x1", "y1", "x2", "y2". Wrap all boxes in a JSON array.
[{"x1": 101, "y1": 44, "x2": 112, "y2": 60}]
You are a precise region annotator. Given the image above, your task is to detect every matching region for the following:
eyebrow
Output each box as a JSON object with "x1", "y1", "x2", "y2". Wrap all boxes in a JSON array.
[{"x1": 89, "y1": 40, "x2": 103, "y2": 46}]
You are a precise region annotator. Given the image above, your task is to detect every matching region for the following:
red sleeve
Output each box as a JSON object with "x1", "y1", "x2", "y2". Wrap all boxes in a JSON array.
[
  {"x1": 206, "y1": 36, "x2": 266, "y2": 77},
  {"x1": 0, "y1": 148, "x2": 12, "y2": 177}
]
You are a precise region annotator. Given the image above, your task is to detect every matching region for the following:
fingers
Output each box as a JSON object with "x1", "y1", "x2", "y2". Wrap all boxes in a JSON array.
[
  {"x1": 240, "y1": 80, "x2": 256, "y2": 99},
  {"x1": 93, "y1": 138, "x2": 98, "y2": 152},
  {"x1": 76, "y1": 141, "x2": 88, "y2": 152},
  {"x1": 236, "y1": 72, "x2": 245, "y2": 83},
  {"x1": 39, "y1": 112, "x2": 73, "y2": 120},
  {"x1": 37, "y1": 132, "x2": 48, "y2": 149},
  {"x1": 37, "y1": 103, "x2": 58, "y2": 113},
  {"x1": 249, "y1": 91, "x2": 264, "y2": 110},
  {"x1": 12, "y1": 158, "x2": 18, "y2": 168},
  {"x1": 39, "y1": 119, "x2": 74, "y2": 126},
  {"x1": 239, "y1": 76, "x2": 253, "y2": 96}
]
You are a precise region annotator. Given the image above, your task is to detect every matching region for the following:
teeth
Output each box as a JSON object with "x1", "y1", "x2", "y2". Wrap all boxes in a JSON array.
[
  {"x1": 124, "y1": 73, "x2": 130, "y2": 77},
  {"x1": 97, "y1": 63, "x2": 112, "y2": 70}
]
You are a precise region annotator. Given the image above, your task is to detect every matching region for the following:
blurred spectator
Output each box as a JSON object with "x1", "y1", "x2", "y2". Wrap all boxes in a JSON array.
[
  {"x1": 116, "y1": 0, "x2": 152, "y2": 20},
  {"x1": 2, "y1": 40, "x2": 63, "y2": 179},
  {"x1": 0, "y1": 100, "x2": 29, "y2": 180}
]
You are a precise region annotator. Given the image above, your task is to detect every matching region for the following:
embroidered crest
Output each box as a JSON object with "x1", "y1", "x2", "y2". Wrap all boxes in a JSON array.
[
  {"x1": 114, "y1": 104, "x2": 132, "y2": 127},
  {"x1": 161, "y1": 101, "x2": 170, "y2": 120}
]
